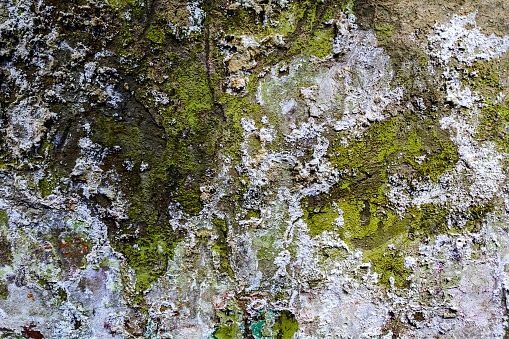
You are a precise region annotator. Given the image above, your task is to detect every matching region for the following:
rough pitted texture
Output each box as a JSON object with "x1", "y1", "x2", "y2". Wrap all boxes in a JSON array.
[{"x1": 0, "y1": 0, "x2": 509, "y2": 338}]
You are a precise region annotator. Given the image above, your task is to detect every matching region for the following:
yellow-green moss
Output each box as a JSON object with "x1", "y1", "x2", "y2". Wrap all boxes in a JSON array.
[
  {"x1": 273, "y1": 310, "x2": 299, "y2": 339},
  {"x1": 120, "y1": 228, "x2": 181, "y2": 293},
  {"x1": 0, "y1": 281, "x2": 8, "y2": 299},
  {"x1": 219, "y1": 93, "x2": 258, "y2": 159},
  {"x1": 290, "y1": 28, "x2": 335, "y2": 58},
  {"x1": 305, "y1": 2, "x2": 318, "y2": 32},
  {"x1": 245, "y1": 209, "x2": 261, "y2": 220},
  {"x1": 477, "y1": 100, "x2": 509, "y2": 152},
  {"x1": 146, "y1": 24, "x2": 165, "y2": 45},
  {"x1": 374, "y1": 25, "x2": 393, "y2": 42},
  {"x1": 212, "y1": 218, "x2": 234, "y2": 279},
  {"x1": 92, "y1": 114, "x2": 185, "y2": 296},
  {"x1": 36, "y1": 140, "x2": 69, "y2": 198},
  {"x1": 104, "y1": 0, "x2": 138, "y2": 9},
  {"x1": 0, "y1": 209, "x2": 7, "y2": 227},
  {"x1": 302, "y1": 199, "x2": 340, "y2": 236},
  {"x1": 101, "y1": 44, "x2": 253, "y2": 297},
  {"x1": 368, "y1": 249, "x2": 412, "y2": 289},
  {"x1": 300, "y1": 116, "x2": 460, "y2": 288},
  {"x1": 212, "y1": 299, "x2": 244, "y2": 339},
  {"x1": 462, "y1": 60, "x2": 503, "y2": 91}
]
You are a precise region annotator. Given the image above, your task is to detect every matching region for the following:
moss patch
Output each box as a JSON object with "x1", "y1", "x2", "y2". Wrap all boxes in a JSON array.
[
  {"x1": 462, "y1": 60, "x2": 503, "y2": 92},
  {"x1": 368, "y1": 248, "x2": 412, "y2": 289},
  {"x1": 146, "y1": 24, "x2": 165, "y2": 45},
  {"x1": 212, "y1": 298, "x2": 299, "y2": 339},
  {"x1": 0, "y1": 281, "x2": 8, "y2": 299},
  {"x1": 300, "y1": 114, "x2": 464, "y2": 288},
  {"x1": 0, "y1": 210, "x2": 11, "y2": 267},
  {"x1": 104, "y1": 0, "x2": 138, "y2": 9},
  {"x1": 0, "y1": 209, "x2": 7, "y2": 227},
  {"x1": 273, "y1": 310, "x2": 299, "y2": 339},
  {"x1": 302, "y1": 199, "x2": 340, "y2": 236},
  {"x1": 477, "y1": 100, "x2": 509, "y2": 152},
  {"x1": 118, "y1": 226, "x2": 181, "y2": 293},
  {"x1": 375, "y1": 25, "x2": 393, "y2": 42},
  {"x1": 305, "y1": 115, "x2": 459, "y2": 245},
  {"x1": 212, "y1": 218, "x2": 234, "y2": 279},
  {"x1": 289, "y1": 28, "x2": 335, "y2": 58}
]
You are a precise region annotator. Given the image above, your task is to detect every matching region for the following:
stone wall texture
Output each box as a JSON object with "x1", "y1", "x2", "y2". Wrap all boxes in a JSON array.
[{"x1": 1, "y1": 0, "x2": 509, "y2": 338}]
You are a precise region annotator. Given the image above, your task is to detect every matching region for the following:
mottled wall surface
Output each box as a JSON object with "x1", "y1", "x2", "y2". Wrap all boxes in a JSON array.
[{"x1": 0, "y1": 0, "x2": 509, "y2": 338}]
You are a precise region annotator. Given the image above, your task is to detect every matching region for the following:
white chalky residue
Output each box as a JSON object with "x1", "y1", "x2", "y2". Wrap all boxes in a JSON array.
[
  {"x1": 428, "y1": 12, "x2": 509, "y2": 65},
  {"x1": 187, "y1": 1, "x2": 206, "y2": 34}
]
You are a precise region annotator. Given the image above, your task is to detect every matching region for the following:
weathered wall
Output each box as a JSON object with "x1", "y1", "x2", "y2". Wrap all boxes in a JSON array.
[{"x1": 0, "y1": 0, "x2": 509, "y2": 337}]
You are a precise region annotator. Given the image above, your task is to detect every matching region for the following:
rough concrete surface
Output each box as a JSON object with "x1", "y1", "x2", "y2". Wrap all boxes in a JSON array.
[{"x1": 0, "y1": 0, "x2": 509, "y2": 338}]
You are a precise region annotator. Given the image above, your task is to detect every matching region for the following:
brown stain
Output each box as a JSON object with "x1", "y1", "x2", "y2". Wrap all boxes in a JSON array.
[{"x1": 22, "y1": 324, "x2": 44, "y2": 339}]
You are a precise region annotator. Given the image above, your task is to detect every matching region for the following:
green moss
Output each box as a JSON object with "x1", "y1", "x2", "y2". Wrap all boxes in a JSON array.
[
  {"x1": 212, "y1": 323, "x2": 243, "y2": 339},
  {"x1": 219, "y1": 94, "x2": 258, "y2": 159},
  {"x1": 405, "y1": 129, "x2": 421, "y2": 156},
  {"x1": 0, "y1": 280, "x2": 8, "y2": 299},
  {"x1": 368, "y1": 249, "x2": 412, "y2": 289},
  {"x1": 340, "y1": 200, "x2": 399, "y2": 242},
  {"x1": 245, "y1": 209, "x2": 261, "y2": 220},
  {"x1": 477, "y1": 100, "x2": 509, "y2": 152},
  {"x1": 212, "y1": 299, "x2": 244, "y2": 339},
  {"x1": 273, "y1": 310, "x2": 299, "y2": 339},
  {"x1": 104, "y1": 0, "x2": 138, "y2": 9},
  {"x1": 115, "y1": 20, "x2": 134, "y2": 54},
  {"x1": 465, "y1": 204, "x2": 494, "y2": 231},
  {"x1": 289, "y1": 28, "x2": 335, "y2": 58},
  {"x1": 305, "y1": 2, "x2": 318, "y2": 32},
  {"x1": 58, "y1": 287, "x2": 68, "y2": 302},
  {"x1": 299, "y1": 116, "x2": 461, "y2": 289},
  {"x1": 0, "y1": 235, "x2": 11, "y2": 266},
  {"x1": 101, "y1": 46, "x2": 252, "y2": 298},
  {"x1": 212, "y1": 218, "x2": 234, "y2": 279},
  {"x1": 275, "y1": 4, "x2": 305, "y2": 37},
  {"x1": 302, "y1": 200, "x2": 340, "y2": 236},
  {"x1": 94, "y1": 115, "x2": 141, "y2": 153},
  {"x1": 328, "y1": 116, "x2": 457, "y2": 189},
  {"x1": 341, "y1": 0, "x2": 355, "y2": 15},
  {"x1": 132, "y1": 4, "x2": 143, "y2": 19},
  {"x1": 175, "y1": 187, "x2": 203, "y2": 216},
  {"x1": 419, "y1": 55, "x2": 428, "y2": 68},
  {"x1": 406, "y1": 129, "x2": 458, "y2": 182},
  {"x1": 375, "y1": 25, "x2": 393, "y2": 42},
  {"x1": 93, "y1": 115, "x2": 185, "y2": 296},
  {"x1": 38, "y1": 172, "x2": 66, "y2": 198},
  {"x1": 146, "y1": 24, "x2": 165, "y2": 44},
  {"x1": 119, "y1": 226, "x2": 181, "y2": 293},
  {"x1": 212, "y1": 301, "x2": 299, "y2": 339},
  {"x1": 34, "y1": 138, "x2": 69, "y2": 198},
  {"x1": 462, "y1": 60, "x2": 503, "y2": 91},
  {"x1": 0, "y1": 209, "x2": 7, "y2": 227}
]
